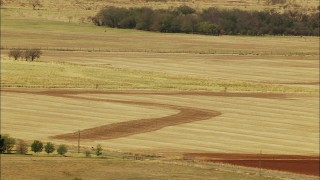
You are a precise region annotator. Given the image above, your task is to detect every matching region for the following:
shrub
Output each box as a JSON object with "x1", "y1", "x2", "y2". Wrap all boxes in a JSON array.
[
  {"x1": 84, "y1": 150, "x2": 91, "y2": 157},
  {"x1": 8, "y1": 49, "x2": 22, "y2": 60},
  {"x1": 57, "y1": 144, "x2": 68, "y2": 156},
  {"x1": 95, "y1": 144, "x2": 103, "y2": 156},
  {"x1": 31, "y1": 140, "x2": 43, "y2": 153},
  {"x1": 16, "y1": 140, "x2": 28, "y2": 154},
  {"x1": 44, "y1": 142, "x2": 55, "y2": 155}
]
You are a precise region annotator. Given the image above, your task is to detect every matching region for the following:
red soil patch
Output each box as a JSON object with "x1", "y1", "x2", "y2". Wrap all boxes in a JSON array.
[{"x1": 184, "y1": 153, "x2": 320, "y2": 176}]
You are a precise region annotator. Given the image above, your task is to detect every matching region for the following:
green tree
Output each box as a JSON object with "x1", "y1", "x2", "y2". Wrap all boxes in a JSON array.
[
  {"x1": 57, "y1": 144, "x2": 68, "y2": 156},
  {"x1": 196, "y1": 22, "x2": 217, "y2": 35},
  {"x1": 95, "y1": 144, "x2": 103, "y2": 156},
  {"x1": 16, "y1": 140, "x2": 28, "y2": 154},
  {"x1": 0, "y1": 135, "x2": 4, "y2": 153},
  {"x1": 44, "y1": 142, "x2": 55, "y2": 155},
  {"x1": 176, "y1": 5, "x2": 195, "y2": 15},
  {"x1": 31, "y1": 140, "x2": 43, "y2": 153},
  {"x1": 0, "y1": 134, "x2": 16, "y2": 153}
]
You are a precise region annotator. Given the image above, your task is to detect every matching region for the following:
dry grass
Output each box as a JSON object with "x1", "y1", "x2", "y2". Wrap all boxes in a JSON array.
[
  {"x1": 81, "y1": 93, "x2": 318, "y2": 155},
  {"x1": 1, "y1": 155, "x2": 278, "y2": 180},
  {"x1": 3, "y1": 0, "x2": 319, "y2": 19},
  {"x1": 1, "y1": 59, "x2": 317, "y2": 93},
  {"x1": 1, "y1": 90, "x2": 319, "y2": 155}
]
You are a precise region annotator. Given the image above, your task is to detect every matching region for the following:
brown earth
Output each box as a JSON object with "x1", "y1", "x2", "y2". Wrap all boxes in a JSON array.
[{"x1": 184, "y1": 153, "x2": 320, "y2": 176}]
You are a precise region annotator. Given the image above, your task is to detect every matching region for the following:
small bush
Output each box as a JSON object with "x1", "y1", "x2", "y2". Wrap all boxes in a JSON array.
[
  {"x1": 84, "y1": 150, "x2": 91, "y2": 157},
  {"x1": 95, "y1": 144, "x2": 103, "y2": 156},
  {"x1": 57, "y1": 144, "x2": 68, "y2": 156},
  {"x1": 31, "y1": 140, "x2": 43, "y2": 153}
]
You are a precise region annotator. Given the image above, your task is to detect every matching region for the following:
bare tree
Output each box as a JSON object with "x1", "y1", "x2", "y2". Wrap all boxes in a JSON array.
[
  {"x1": 0, "y1": 0, "x2": 5, "y2": 7},
  {"x1": 24, "y1": 49, "x2": 42, "y2": 61},
  {"x1": 8, "y1": 49, "x2": 22, "y2": 60},
  {"x1": 16, "y1": 140, "x2": 28, "y2": 154},
  {"x1": 29, "y1": 0, "x2": 42, "y2": 10}
]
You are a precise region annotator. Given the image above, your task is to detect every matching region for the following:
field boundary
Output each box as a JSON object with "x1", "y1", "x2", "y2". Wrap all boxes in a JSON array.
[{"x1": 1, "y1": 46, "x2": 318, "y2": 56}]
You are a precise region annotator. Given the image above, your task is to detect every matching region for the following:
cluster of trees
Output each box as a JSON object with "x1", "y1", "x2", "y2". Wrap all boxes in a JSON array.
[
  {"x1": 0, "y1": 135, "x2": 68, "y2": 156},
  {"x1": 8, "y1": 49, "x2": 42, "y2": 61},
  {"x1": 92, "y1": 5, "x2": 319, "y2": 36},
  {"x1": 0, "y1": 134, "x2": 103, "y2": 157},
  {"x1": 30, "y1": 140, "x2": 68, "y2": 156}
]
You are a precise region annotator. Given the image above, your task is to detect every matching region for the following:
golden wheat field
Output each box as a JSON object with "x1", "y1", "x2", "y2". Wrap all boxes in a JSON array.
[{"x1": 0, "y1": 1, "x2": 319, "y2": 179}]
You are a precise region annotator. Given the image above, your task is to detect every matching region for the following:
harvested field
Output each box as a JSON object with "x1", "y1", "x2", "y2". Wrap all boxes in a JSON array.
[
  {"x1": 184, "y1": 153, "x2": 320, "y2": 176},
  {"x1": 0, "y1": 155, "x2": 279, "y2": 180},
  {"x1": 1, "y1": 88, "x2": 318, "y2": 155}
]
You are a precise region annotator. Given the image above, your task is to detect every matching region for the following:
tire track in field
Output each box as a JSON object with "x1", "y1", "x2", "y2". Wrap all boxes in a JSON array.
[{"x1": 1, "y1": 88, "x2": 289, "y2": 140}]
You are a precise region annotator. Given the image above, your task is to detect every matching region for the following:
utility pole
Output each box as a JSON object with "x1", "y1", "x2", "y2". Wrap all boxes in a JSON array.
[{"x1": 78, "y1": 129, "x2": 80, "y2": 153}]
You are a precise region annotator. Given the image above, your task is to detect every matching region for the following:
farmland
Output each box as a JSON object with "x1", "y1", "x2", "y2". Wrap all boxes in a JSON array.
[
  {"x1": 1, "y1": 155, "x2": 280, "y2": 180},
  {"x1": 1, "y1": 0, "x2": 319, "y2": 179}
]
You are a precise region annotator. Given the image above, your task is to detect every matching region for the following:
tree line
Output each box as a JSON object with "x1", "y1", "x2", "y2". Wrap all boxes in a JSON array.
[
  {"x1": 92, "y1": 5, "x2": 319, "y2": 36},
  {"x1": 0, "y1": 134, "x2": 103, "y2": 157},
  {"x1": 8, "y1": 49, "x2": 42, "y2": 61}
]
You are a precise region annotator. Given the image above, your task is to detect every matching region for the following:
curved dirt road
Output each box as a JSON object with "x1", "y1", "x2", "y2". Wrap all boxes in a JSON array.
[
  {"x1": 1, "y1": 88, "x2": 291, "y2": 140},
  {"x1": 2, "y1": 89, "x2": 224, "y2": 140}
]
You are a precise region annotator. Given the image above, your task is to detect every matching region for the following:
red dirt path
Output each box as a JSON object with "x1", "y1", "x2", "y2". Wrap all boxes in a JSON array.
[
  {"x1": 184, "y1": 153, "x2": 320, "y2": 176},
  {"x1": 1, "y1": 88, "x2": 293, "y2": 140}
]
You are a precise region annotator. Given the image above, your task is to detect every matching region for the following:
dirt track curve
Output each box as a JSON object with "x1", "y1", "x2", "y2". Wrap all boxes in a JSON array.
[{"x1": 1, "y1": 88, "x2": 289, "y2": 140}]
